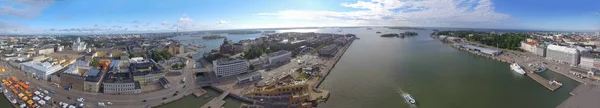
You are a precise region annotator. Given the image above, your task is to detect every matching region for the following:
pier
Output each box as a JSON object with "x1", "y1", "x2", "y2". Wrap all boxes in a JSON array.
[
  {"x1": 525, "y1": 72, "x2": 561, "y2": 91},
  {"x1": 201, "y1": 90, "x2": 230, "y2": 108},
  {"x1": 557, "y1": 84, "x2": 600, "y2": 108}
]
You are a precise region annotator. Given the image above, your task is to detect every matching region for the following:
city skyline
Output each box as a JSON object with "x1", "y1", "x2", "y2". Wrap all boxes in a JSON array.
[{"x1": 1, "y1": 0, "x2": 599, "y2": 34}]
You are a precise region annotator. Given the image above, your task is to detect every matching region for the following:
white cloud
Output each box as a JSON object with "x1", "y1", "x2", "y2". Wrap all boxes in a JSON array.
[
  {"x1": 0, "y1": 0, "x2": 54, "y2": 19},
  {"x1": 161, "y1": 21, "x2": 170, "y2": 26},
  {"x1": 217, "y1": 20, "x2": 229, "y2": 24},
  {"x1": 178, "y1": 17, "x2": 194, "y2": 23},
  {"x1": 258, "y1": 0, "x2": 511, "y2": 28}
]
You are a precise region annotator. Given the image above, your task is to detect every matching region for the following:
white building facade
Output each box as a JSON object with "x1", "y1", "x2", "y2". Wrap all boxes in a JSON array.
[
  {"x1": 520, "y1": 41, "x2": 537, "y2": 54},
  {"x1": 266, "y1": 50, "x2": 292, "y2": 65},
  {"x1": 546, "y1": 45, "x2": 580, "y2": 65},
  {"x1": 37, "y1": 48, "x2": 55, "y2": 55},
  {"x1": 213, "y1": 59, "x2": 248, "y2": 77},
  {"x1": 72, "y1": 37, "x2": 87, "y2": 51},
  {"x1": 20, "y1": 61, "x2": 64, "y2": 80}
]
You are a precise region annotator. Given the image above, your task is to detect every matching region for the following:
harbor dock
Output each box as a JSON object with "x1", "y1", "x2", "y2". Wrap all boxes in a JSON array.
[
  {"x1": 442, "y1": 39, "x2": 561, "y2": 91},
  {"x1": 193, "y1": 88, "x2": 207, "y2": 97},
  {"x1": 525, "y1": 71, "x2": 561, "y2": 91},
  {"x1": 200, "y1": 90, "x2": 230, "y2": 108}
]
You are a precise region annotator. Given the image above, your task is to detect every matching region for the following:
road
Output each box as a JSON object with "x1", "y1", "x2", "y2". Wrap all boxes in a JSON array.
[{"x1": 0, "y1": 54, "x2": 200, "y2": 108}]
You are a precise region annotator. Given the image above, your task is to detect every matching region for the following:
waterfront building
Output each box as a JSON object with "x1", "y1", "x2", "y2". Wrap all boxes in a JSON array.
[
  {"x1": 219, "y1": 38, "x2": 235, "y2": 55},
  {"x1": 579, "y1": 52, "x2": 600, "y2": 69},
  {"x1": 212, "y1": 58, "x2": 248, "y2": 77},
  {"x1": 318, "y1": 44, "x2": 339, "y2": 57},
  {"x1": 129, "y1": 58, "x2": 166, "y2": 84},
  {"x1": 546, "y1": 45, "x2": 580, "y2": 65},
  {"x1": 520, "y1": 41, "x2": 537, "y2": 54},
  {"x1": 72, "y1": 37, "x2": 87, "y2": 51},
  {"x1": 535, "y1": 44, "x2": 548, "y2": 57},
  {"x1": 237, "y1": 72, "x2": 262, "y2": 84},
  {"x1": 245, "y1": 75, "x2": 316, "y2": 108},
  {"x1": 102, "y1": 72, "x2": 141, "y2": 94},
  {"x1": 265, "y1": 50, "x2": 292, "y2": 65},
  {"x1": 167, "y1": 43, "x2": 185, "y2": 55},
  {"x1": 20, "y1": 61, "x2": 64, "y2": 80},
  {"x1": 37, "y1": 48, "x2": 55, "y2": 55},
  {"x1": 59, "y1": 65, "x2": 104, "y2": 92},
  {"x1": 460, "y1": 44, "x2": 502, "y2": 56}
]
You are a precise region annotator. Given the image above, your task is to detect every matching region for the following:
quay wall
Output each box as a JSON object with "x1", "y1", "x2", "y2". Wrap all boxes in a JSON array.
[{"x1": 315, "y1": 39, "x2": 354, "y2": 88}]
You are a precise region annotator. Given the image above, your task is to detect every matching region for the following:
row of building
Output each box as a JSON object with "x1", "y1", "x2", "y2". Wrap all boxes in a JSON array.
[
  {"x1": 520, "y1": 39, "x2": 600, "y2": 69},
  {"x1": 54, "y1": 57, "x2": 167, "y2": 94}
]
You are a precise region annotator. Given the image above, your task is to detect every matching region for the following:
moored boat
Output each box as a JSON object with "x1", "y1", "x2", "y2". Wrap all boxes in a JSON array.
[
  {"x1": 535, "y1": 67, "x2": 547, "y2": 73},
  {"x1": 510, "y1": 63, "x2": 526, "y2": 75}
]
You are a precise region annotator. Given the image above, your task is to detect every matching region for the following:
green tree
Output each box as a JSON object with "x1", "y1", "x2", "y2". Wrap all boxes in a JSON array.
[{"x1": 91, "y1": 59, "x2": 99, "y2": 67}]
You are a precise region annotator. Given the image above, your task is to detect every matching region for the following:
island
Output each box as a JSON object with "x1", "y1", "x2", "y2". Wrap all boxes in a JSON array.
[
  {"x1": 386, "y1": 26, "x2": 426, "y2": 30},
  {"x1": 202, "y1": 35, "x2": 227, "y2": 40},
  {"x1": 380, "y1": 33, "x2": 400, "y2": 37},
  {"x1": 380, "y1": 31, "x2": 419, "y2": 38}
]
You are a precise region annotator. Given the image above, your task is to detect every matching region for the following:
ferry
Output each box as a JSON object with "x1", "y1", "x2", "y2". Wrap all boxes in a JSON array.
[
  {"x1": 403, "y1": 94, "x2": 416, "y2": 104},
  {"x1": 510, "y1": 63, "x2": 526, "y2": 75}
]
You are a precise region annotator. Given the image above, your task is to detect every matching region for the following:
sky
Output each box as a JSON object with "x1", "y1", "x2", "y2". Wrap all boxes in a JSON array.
[{"x1": 0, "y1": 0, "x2": 599, "y2": 34}]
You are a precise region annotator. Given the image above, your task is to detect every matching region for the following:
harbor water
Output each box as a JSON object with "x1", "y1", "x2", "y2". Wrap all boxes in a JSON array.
[{"x1": 316, "y1": 28, "x2": 580, "y2": 108}]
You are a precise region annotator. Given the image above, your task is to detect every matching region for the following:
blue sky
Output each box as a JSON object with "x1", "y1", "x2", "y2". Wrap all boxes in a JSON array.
[{"x1": 1, "y1": 0, "x2": 599, "y2": 34}]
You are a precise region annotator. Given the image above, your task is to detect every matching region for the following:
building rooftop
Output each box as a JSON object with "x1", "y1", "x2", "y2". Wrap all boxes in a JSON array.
[
  {"x1": 266, "y1": 50, "x2": 291, "y2": 57},
  {"x1": 21, "y1": 61, "x2": 63, "y2": 72},
  {"x1": 581, "y1": 52, "x2": 600, "y2": 58},
  {"x1": 61, "y1": 65, "x2": 103, "y2": 82},
  {"x1": 103, "y1": 72, "x2": 135, "y2": 83},
  {"x1": 320, "y1": 44, "x2": 338, "y2": 52},
  {"x1": 548, "y1": 44, "x2": 578, "y2": 54},
  {"x1": 215, "y1": 58, "x2": 246, "y2": 66}
]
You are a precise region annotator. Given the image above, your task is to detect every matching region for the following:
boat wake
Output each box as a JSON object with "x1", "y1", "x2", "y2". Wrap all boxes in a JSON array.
[{"x1": 395, "y1": 88, "x2": 417, "y2": 108}]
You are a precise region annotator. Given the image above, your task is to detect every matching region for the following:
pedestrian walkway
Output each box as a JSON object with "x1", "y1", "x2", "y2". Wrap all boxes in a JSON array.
[{"x1": 200, "y1": 90, "x2": 230, "y2": 108}]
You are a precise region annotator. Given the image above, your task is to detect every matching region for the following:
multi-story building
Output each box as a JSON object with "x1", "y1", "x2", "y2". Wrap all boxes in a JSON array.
[
  {"x1": 129, "y1": 58, "x2": 166, "y2": 84},
  {"x1": 37, "y1": 48, "x2": 55, "y2": 55},
  {"x1": 59, "y1": 65, "x2": 104, "y2": 92},
  {"x1": 233, "y1": 43, "x2": 244, "y2": 54},
  {"x1": 56, "y1": 45, "x2": 64, "y2": 52},
  {"x1": 213, "y1": 58, "x2": 248, "y2": 77},
  {"x1": 546, "y1": 45, "x2": 580, "y2": 65},
  {"x1": 20, "y1": 61, "x2": 64, "y2": 80},
  {"x1": 520, "y1": 41, "x2": 537, "y2": 54},
  {"x1": 318, "y1": 44, "x2": 339, "y2": 57},
  {"x1": 167, "y1": 43, "x2": 185, "y2": 55},
  {"x1": 72, "y1": 37, "x2": 87, "y2": 51},
  {"x1": 579, "y1": 52, "x2": 600, "y2": 69},
  {"x1": 102, "y1": 72, "x2": 141, "y2": 94},
  {"x1": 535, "y1": 44, "x2": 548, "y2": 57},
  {"x1": 265, "y1": 50, "x2": 292, "y2": 65},
  {"x1": 245, "y1": 75, "x2": 320, "y2": 108}
]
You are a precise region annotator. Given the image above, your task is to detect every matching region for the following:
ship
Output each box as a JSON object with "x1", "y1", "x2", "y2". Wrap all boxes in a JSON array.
[
  {"x1": 376, "y1": 31, "x2": 382, "y2": 34},
  {"x1": 510, "y1": 63, "x2": 526, "y2": 75},
  {"x1": 403, "y1": 94, "x2": 416, "y2": 104}
]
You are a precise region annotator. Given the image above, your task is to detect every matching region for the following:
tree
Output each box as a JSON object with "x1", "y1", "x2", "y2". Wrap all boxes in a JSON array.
[
  {"x1": 91, "y1": 59, "x2": 99, "y2": 67},
  {"x1": 249, "y1": 65, "x2": 255, "y2": 70},
  {"x1": 172, "y1": 63, "x2": 180, "y2": 69}
]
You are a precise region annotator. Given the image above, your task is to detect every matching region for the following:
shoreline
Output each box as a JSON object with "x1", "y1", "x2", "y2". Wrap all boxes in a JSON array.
[{"x1": 314, "y1": 38, "x2": 355, "y2": 88}]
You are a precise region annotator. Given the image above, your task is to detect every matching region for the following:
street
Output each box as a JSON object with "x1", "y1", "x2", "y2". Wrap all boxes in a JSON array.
[{"x1": 0, "y1": 53, "x2": 200, "y2": 108}]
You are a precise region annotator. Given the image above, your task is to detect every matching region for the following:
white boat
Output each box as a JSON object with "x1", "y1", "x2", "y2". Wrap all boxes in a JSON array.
[
  {"x1": 403, "y1": 94, "x2": 416, "y2": 104},
  {"x1": 510, "y1": 63, "x2": 526, "y2": 75}
]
